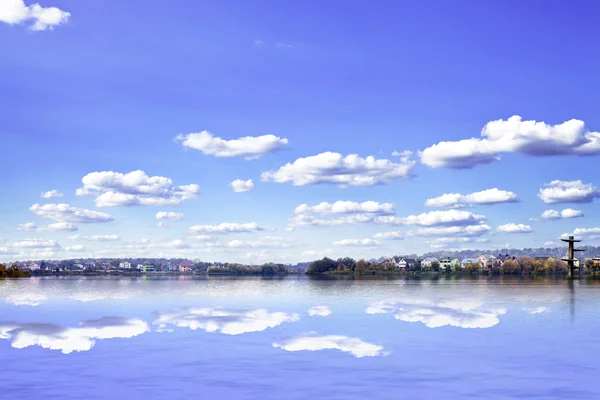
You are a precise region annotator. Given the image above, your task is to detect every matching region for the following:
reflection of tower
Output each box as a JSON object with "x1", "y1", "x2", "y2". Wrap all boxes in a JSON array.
[{"x1": 560, "y1": 235, "x2": 585, "y2": 278}]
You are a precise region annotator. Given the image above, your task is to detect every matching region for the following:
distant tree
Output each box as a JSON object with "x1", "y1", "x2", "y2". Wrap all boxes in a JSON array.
[
  {"x1": 520, "y1": 256, "x2": 535, "y2": 275},
  {"x1": 500, "y1": 260, "x2": 520, "y2": 275},
  {"x1": 431, "y1": 261, "x2": 440, "y2": 272},
  {"x1": 306, "y1": 257, "x2": 338, "y2": 275},
  {"x1": 464, "y1": 263, "x2": 480, "y2": 275},
  {"x1": 355, "y1": 259, "x2": 368, "y2": 275}
]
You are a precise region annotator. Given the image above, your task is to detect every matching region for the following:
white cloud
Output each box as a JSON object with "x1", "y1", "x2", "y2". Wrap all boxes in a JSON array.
[
  {"x1": 562, "y1": 228, "x2": 600, "y2": 239},
  {"x1": 308, "y1": 306, "x2": 332, "y2": 317},
  {"x1": 273, "y1": 334, "x2": 386, "y2": 358},
  {"x1": 254, "y1": 39, "x2": 264, "y2": 47},
  {"x1": 188, "y1": 222, "x2": 271, "y2": 235},
  {"x1": 425, "y1": 188, "x2": 518, "y2": 208},
  {"x1": 261, "y1": 151, "x2": 415, "y2": 187},
  {"x1": 538, "y1": 180, "x2": 599, "y2": 204},
  {"x1": 17, "y1": 222, "x2": 78, "y2": 232},
  {"x1": 0, "y1": 317, "x2": 149, "y2": 354},
  {"x1": 420, "y1": 115, "x2": 600, "y2": 169},
  {"x1": 29, "y1": 203, "x2": 114, "y2": 223},
  {"x1": 154, "y1": 307, "x2": 300, "y2": 335},
  {"x1": 228, "y1": 236, "x2": 291, "y2": 248},
  {"x1": 7, "y1": 239, "x2": 60, "y2": 249},
  {"x1": 67, "y1": 235, "x2": 120, "y2": 242},
  {"x1": 40, "y1": 189, "x2": 63, "y2": 199},
  {"x1": 231, "y1": 179, "x2": 254, "y2": 192},
  {"x1": 496, "y1": 223, "x2": 533, "y2": 234},
  {"x1": 373, "y1": 231, "x2": 404, "y2": 240},
  {"x1": 366, "y1": 298, "x2": 507, "y2": 329},
  {"x1": 544, "y1": 241, "x2": 559, "y2": 247},
  {"x1": 295, "y1": 201, "x2": 395, "y2": 216},
  {"x1": 524, "y1": 306, "x2": 549, "y2": 314},
  {"x1": 176, "y1": 130, "x2": 288, "y2": 159},
  {"x1": 156, "y1": 211, "x2": 184, "y2": 220},
  {"x1": 288, "y1": 201, "x2": 396, "y2": 229},
  {"x1": 0, "y1": 0, "x2": 70, "y2": 31},
  {"x1": 76, "y1": 170, "x2": 199, "y2": 207},
  {"x1": 541, "y1": 208, "x2": 584, "y2": 220},
  {"x1": 4, "y1": 293, "x2": 47, "y2": 306},
  {"x1": 333, "y1": 238, "x2": 380, "y2": 247},
  {"x1": 157, "y1": 221, "x2": 168, "y2": 228},
  {"x1": 393, "y1": 210, "x2": 486, "y2": 226}
]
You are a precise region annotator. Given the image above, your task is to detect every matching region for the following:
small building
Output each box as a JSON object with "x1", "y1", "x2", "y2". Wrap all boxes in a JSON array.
[
  {"x1": 461, "y1": 258, "x2": 479, "y2": 268},
  {"x1": 421, "y1": 257, "x2": 439, "y2": 269},
  {"x1": 439, "y1": 257, "x2": 452, "y2": 270},
  {"x1": 593, "y1": 258, "x2": 600, "y2": 268},
  {"x1": 141, "y1": 264, "x2": 156, "y2": 273},
  {"x1": 450, "y1": 258, "x2": 461, "y2": 270},
  {"x1": 119, "y1": 261, "x2": 132, "y2": 269},
  {"x1": 535, "y1": 256, "x2": 555, "y2": 263},
  {"x1": 404, "y1": 258, "x2": 420, "y2": 269}
]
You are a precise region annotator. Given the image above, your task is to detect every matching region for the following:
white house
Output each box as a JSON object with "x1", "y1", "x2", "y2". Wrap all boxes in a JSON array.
[
  {"x1": 421, "y1": 257, "x2": 439, "y2": 268},
  {"x1": 439, "y1": 257, "x2": 452, "y2": 270},
  {"x1": 119, "y1": 261, "x2": 132, "y2": 269}
]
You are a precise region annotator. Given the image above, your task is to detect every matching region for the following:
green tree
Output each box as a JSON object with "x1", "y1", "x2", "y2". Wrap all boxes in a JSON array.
[{"x1": 306, "y1": 257, "x2": 338, "y2": 275}]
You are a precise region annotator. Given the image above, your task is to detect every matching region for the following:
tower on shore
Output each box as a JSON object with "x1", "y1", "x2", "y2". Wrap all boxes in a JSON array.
[{"x1": 560, "y1": 235, "x2": 585, "y2": 278}]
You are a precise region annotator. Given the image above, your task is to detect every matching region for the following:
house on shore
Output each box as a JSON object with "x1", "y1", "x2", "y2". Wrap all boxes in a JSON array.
[
  {"x1": 439, "y1": 257, "x2": 452, "y2": 270},
  {"x1": 461, "y1": 258, "x2": 479, "y2": 268},
  {"x1": 421, "y1": 257, "x2": 439, "y2": 269}
]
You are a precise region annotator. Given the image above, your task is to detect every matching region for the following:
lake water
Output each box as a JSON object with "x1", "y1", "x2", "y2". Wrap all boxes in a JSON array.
[{"x1": 1, "y1": 276, "x2": 600, "y2": 400}]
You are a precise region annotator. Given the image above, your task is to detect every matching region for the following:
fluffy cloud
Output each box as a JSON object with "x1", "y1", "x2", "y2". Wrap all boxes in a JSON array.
[
  {"x1": 17, "y1": 222, "x2": 78, "y2": 232},
  {"x1": 420, "y1": 116, "x2": 600, "y2": 169},
  {"x1": 541, "y1": 208, "x2": 584, "y2": 220},
  {"x1": 176, "y1": 131, "x2": 288, "y2": 159},
  {"x1": 0, "y1": 317, "x2": 149, "y2": 354},
  {"x1": 289, "y1": 201, "x2": 396, "y2": 229},
  {"x1": 67, "y1": 235, "x2": 120, "y2": 241},
  {"x1": 333, "y1": 238, "x2": 380, "y2": 247},
  {"x1": 7, "y1": 239, "x2": 60, "y2": 248},
  {"x1": 273, "y1": 334, "x2": 386, "y2": 358},
  {"x1": 496, "y1": 223, "x2": 533, "y2": 233},
  {"x1": 227, "y1": 236, "x2": 291, "y2": 248},
  {"x1": 0, "y1": 0, "x2": 70, "y2": 31},
  {"x1": 307, "y1": 306, "x2": 332, "y2": 317},
  {"x1": 524, "y1": 306, "x2": 549, "y2": 314},
  {"x1": 392, "y1": 210, "x2": 486, "y2": 226},
  {"x1": 261, "y1": 151, "x2": 415, "y2": 187},
  {"x1": 154, "y1": 308, "x2": 299, "y2": 335},
  {"x1": 373, "y1": 231, "x2": 405, "y2": 240},
  {"x1": 231, "y1": 179, "x2": 254, "y2": 192},
  {"x1": 188, "y1": 222, "x2": 271, "y2": 235},
  {"x1": 295, "y1": 201, "x2": 395, "y2": 216},
  {"x1": 156, "y1": 212, "x2": 184, "y2": 220},
  {"x1": 425, "y1": 188, "x2": 518, "y2": 208},
  {"x1": 561, "y1": 228, "x2": 600, "y2": 240},
  {"x1": 4, "y1": 293, "x2": 47, "y2": 306},
  {"x1": 538, "y1": 180, "x2": 599, "y2": 204},
  {"x1": 366, "y1": 299, "x2": 507, "y2": 329},
  {"x1": 29, "y1": 203, "x2": 114, "y2": 223},
  {"x1": 76, "y1": 170, "x2": 199, "y2": 207},
  {"x1": 40, "y1": 189, "x2": 63, "y2": 199}
]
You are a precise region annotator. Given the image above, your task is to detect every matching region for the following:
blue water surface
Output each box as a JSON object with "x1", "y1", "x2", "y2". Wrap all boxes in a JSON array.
[{"x1": 1, "y1": 276, "x2": 599, "y2": 400}]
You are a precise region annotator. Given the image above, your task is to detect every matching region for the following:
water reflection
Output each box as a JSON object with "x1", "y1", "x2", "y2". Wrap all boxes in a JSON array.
[
  {"x1": 273, "y1": 334, "x2": 387, "y2": 358},
  {"x1": 0, "y1": 317, "x2": 148, "y2": 354}
]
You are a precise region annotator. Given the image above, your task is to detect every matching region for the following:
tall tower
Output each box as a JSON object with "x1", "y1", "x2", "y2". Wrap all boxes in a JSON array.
[{"x1": 560, "y1": 235, "x2": 585, "y2": 278}]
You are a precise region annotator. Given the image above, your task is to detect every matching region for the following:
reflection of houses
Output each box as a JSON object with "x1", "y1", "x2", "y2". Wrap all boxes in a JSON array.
[
  {"x1": 461, "y1": 258, "x2": 478, "y2": 268},
  {"x1": 439, "y1": 257, "x2": 452, "y2": 270}
]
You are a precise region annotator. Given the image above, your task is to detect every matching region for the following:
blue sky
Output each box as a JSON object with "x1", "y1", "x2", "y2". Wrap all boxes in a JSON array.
[{"x1": 2, "y1": 0, "x2": 600, "y2": 263}]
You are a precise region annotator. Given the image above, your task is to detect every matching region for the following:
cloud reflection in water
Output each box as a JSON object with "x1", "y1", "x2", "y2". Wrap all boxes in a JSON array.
[{"x1": 366, "y1": 298, "x2": 507, "y2": 328}]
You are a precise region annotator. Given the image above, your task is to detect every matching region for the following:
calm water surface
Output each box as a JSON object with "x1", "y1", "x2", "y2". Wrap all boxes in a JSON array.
[{"x1": 1, "y1": 276, "x2": 600, "y2": 400}]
